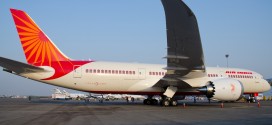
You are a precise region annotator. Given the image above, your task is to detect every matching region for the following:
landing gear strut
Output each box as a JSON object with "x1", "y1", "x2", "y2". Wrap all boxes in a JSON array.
[
  {"x1": 247, "y1": 93, "x2": 258, "y2": 103},
  {"x1": 160, "y1": 86, "x2": 178, "y2": 107}
]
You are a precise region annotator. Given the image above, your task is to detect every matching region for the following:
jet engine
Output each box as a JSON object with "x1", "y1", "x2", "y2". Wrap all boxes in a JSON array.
[{"x1": 198, "y1": 78, "x2": 244, "y2": 101}]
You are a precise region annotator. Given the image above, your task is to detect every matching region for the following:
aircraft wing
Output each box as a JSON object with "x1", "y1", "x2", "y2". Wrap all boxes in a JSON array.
[
  {"x1": 162, "y1": 0, "x2": 206, "y2": 79},
  {"x1": 155, "y1": 0, "x2": 206, "y2": 88},
  {"x1": 0, "y1": 56, "x2": 45, "y2": 74}
]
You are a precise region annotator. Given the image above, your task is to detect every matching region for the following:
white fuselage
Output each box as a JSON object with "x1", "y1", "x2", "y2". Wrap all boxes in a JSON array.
[{"x1": 22, "y1": 61, "x2": 270, "y2": 95}]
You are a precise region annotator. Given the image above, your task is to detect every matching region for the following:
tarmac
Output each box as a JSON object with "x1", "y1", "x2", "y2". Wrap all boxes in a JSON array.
[{"x1": 0, "y1": 98, "x2": 272, "y2": 125}]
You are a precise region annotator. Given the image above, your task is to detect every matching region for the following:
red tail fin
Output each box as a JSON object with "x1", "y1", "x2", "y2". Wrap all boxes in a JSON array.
[{"x1": 10, "y1": 9, "x2": 70, "y2": 66}]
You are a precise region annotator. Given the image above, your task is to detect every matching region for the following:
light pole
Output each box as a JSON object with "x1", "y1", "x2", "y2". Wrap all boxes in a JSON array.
[{"x1": 225, "y1": 54, "x2": 229, "y2": 68}]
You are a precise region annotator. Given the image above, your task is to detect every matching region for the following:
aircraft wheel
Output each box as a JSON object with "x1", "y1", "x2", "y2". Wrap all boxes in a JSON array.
[
  {"x1": 162, "y1": 100, "x2": 170, "y2": 107},
  {"x1": 171, "y1": 100, "x2": 178, "y2": 106},
  {"x1": 151, "y1": 99, "x2": 158, "y2": 105},
  {"x1": 143, "y1": 99, "x2": 147, "y2": 105},
  {"x1": 146, "y1": 99, "x2": 152, "y2": 105}
]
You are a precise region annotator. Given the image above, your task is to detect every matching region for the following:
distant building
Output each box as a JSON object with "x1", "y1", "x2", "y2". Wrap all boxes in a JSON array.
[{"x1": 51, "y1": 88, "x2": 87, "y2": 100}]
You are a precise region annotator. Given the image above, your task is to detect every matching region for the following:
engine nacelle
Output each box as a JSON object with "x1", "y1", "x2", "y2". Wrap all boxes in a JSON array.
[{"x1": 199, "y1": 78, "x2": 244, "y2": 101}]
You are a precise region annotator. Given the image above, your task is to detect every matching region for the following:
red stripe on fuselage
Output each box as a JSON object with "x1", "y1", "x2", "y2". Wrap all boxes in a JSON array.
[
  {"x1": 42, "y1": 61, "x2": 91, "y2": 80},
  {"x1": 88, "y1": 91, "x2": 203, "y2": 95}
]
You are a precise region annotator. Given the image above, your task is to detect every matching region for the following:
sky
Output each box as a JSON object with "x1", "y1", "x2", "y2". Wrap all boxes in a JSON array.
[{"x1": 0, "y1": 0, "x2": 272, "y2": 96}]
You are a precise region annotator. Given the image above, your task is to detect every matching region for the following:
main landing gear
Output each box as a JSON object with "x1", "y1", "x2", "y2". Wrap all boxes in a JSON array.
[
  {"x1": 161, "y1": 86, "x2": 178, "y2": 107},
  {"x1": 143, "y1": 95, "x2": 158, "y2": 105},
  {"x1": 160, "y1": 96, "x2": 178, "y2": 107},
  {"x1": 143, "y1": 99, "x2": 158, "y2": 105},
  {"x1": 143, "y1": 86, "x2": 179, "y2": 107},
  {"x1": 143, "y1": 96, "x2": 178, "y2": 107}
]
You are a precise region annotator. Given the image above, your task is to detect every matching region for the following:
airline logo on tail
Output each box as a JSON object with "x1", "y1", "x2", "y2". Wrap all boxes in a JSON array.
[
  {"x1": 10, "y1": 9, "x2": 91, "y2": 80},
  {"x1": 10, "y1": 9, "x2": 70, "y2": 66}
]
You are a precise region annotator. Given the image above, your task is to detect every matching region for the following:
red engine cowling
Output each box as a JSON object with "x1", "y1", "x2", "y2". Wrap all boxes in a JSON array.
[{"x1": 199, "y1": 78, "x2": 244, "y2": 101}]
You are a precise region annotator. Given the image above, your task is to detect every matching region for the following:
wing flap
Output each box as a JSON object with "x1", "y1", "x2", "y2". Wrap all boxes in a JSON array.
[
  {"x1": 0, "y1": 57, "x2": 45, "y2": 74},
  {"x1": 153, "y1": 78, "x2": 192, "y2": 89}
]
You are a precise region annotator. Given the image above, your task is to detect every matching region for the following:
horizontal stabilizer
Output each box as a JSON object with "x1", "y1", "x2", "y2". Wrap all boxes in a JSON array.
[{"x1": 0, "y1": 56, "x2": 45, "y2": 74}]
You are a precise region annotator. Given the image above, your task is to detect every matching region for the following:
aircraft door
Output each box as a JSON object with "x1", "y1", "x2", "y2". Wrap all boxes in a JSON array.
[
  {"x1": 73, "y1": 65, "x2": 82, "y2": 78},
  {"x1": 219, "y1": 70, "x2": 225, "y2": 77},
  {"x1": 138, "y1": 68, "x2": 146, "y2": 79}
]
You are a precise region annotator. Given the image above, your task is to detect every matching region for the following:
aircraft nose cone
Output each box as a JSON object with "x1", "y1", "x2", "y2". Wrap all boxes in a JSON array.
[
  {"x1": 266, "y1": 84, "x2": 271, "y2": 91},
  {"x1": 264, "y1": 80, "x2": 271, "y2": 92}
]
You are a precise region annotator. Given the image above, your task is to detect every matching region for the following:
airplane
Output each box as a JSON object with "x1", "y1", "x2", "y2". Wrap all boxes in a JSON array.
[
  {"x1": 267, "y1": 79, "x2": 272, "y2": 86},
  {"x1": 0, "y1": 0, "x2": 270, "y2": 106}
]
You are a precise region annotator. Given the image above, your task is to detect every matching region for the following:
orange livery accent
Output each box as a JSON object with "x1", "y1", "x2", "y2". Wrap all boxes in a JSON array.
[
  {"x1": 10, "y1": 9, "x2": 91, "y2": 80},
  {"x1": 10, "y1": 9, "x2": 69, "y2": 67}
]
